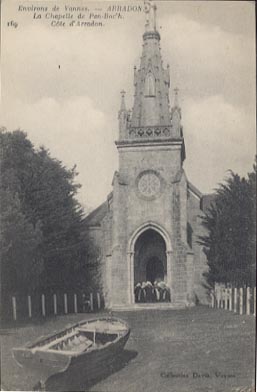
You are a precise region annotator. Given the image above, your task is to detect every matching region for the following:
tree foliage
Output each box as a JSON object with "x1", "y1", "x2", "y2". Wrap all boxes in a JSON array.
[
  {"x1": 199, "y1": 162, "x2": 256, "y2": 287},
  {"x1": 0, "y1": 129, "x2": 98, "y2": 296},
  {"x1": 0, "y1": 189, "x2": 43, "y2": 293}
]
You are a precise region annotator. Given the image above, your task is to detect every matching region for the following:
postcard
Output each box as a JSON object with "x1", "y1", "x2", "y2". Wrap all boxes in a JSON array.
[{"x1": 0, "y1": 1, "x2": 255, "y2": 391}]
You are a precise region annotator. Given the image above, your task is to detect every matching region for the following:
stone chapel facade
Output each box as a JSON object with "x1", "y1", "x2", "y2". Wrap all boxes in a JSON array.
[{"x1": 85, "y1": 3, "x2": 211, "y2": 309}]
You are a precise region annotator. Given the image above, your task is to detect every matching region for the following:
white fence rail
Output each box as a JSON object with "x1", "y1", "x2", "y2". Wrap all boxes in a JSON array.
[
  {"x1": 210, "y1": 283, "x2": 256, "y2": 316},
  {"x1": 9, "y1": 292, "x2": 103, "y2": 322}
]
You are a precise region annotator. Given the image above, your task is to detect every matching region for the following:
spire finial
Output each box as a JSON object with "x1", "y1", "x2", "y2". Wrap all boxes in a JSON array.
[
  {"x1": 144, "y1": 0, "x2": 157, "y2": 32},
  {"x1": 120, "y1": 90, "x2": 126, "y2": 111},
  {"x1": 174, "y1": 87, "x2": 179, "y2": 107}
]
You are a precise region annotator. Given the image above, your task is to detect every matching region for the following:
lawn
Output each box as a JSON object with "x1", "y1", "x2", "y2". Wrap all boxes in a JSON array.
[{"x1": 1, "y1": 306, "x2": 255, "y2": 392}]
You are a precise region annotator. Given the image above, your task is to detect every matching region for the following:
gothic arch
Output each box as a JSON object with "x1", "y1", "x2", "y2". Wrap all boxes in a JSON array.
[
  {"x1": 144, "y1": 71, "x2": 156, "y2": 97},
  {"x1": 128, "y1": 221, "x2": 172, "y2": 253},
  {"x1": 127, "y1": 222, "x2": 173, "y2": 304}
]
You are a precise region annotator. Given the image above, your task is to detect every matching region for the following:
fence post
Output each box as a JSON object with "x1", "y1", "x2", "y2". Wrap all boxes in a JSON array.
[
  {"x1": 229, "y1": 288, "x2": 233, "y2": 311},
  {"x1": 211, "y1": 291, "x2": 215, "y2": 308},
  {"x1": 64, "y1": 293, "x2": 68, "y2": 314},
  {"x1": 41, "y1": 294, "x2": 46, "y2": 317},
  {"x1": 253, "y1": 287, "x2": 256, "y2": 316},
  {"x1": 234, "y1": 288, "x2": 237, "y2": 313},
  {"x1": 28, "y1": 295, "x2": 32, "y2": 318},
  {"x1": 220, "y1": 286, "x2": 224, "y2": 309},
  {"x1": 216, "y1": 285, "x2": 220, "y2": 308},
  {"x1": 239, "y1": 288, "x2": 243, "y2": 315},
  {"x1": 97, "y1": 292, "x2": 101, "y2": 310},
  {"x1": 74, "y1": 294, "x2": 77, "y2": 314},
  {"x1": 246, "y1": 287, "x2": 251, "y2": 315},
  {"x1": 90, "y1": 293, "x2": 93, "y2": 312},
  {"x1": 12, "y1": 296, "x2": 17, "y2": 321},
  {"x1": 224, "y1": 288, "x2": 228, "y2": 310},
  {"x1": 53, "y1": 294, "x2": 57, "y2": 315},
  {"x1": 219, "y1": 285, "x2": 222, "y2": 308}
]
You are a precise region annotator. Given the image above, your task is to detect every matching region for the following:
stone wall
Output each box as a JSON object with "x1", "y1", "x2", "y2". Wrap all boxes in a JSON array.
[
  {"x1": 187, "y1": 189, "x2": 209, "y2": 304},
  {"x1": 172, "y1": 178, "x2": 189, "y2": 303},
  {"x1": 106, "y1": 142, "x2": 206, "y2": 307},
  {"x1": 86, "y1": 173, "x2": 209, "y2": 308}
]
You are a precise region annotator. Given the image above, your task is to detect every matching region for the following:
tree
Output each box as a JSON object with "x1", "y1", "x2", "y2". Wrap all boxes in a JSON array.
[
  {"x1": 0, "y1": 129, "x2": 91, "y2": 296},
  {"x1": 199, "y1": 163, "x2": 256, "y2": 287},
  {"x1": 0, "y1": 190, "x2": 43, "y2": 294}
]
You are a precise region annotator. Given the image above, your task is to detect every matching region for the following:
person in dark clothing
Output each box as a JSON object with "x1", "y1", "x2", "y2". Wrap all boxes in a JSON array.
[
  {"x1": 141, "y1": 282, "x2": 146, "y2": 302},
  {"x1": 134, "y1": 283, "x2": 142, "y2": 303},
  {"x1": 145, "y1": 281, "x2": 153, "y2": 302},
  {"x1": 153, "y1": 280, "x2": 160, "y2": 302}
]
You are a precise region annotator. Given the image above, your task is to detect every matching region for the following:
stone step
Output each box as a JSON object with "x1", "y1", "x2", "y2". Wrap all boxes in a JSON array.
[{"x1": 111, "y1": 303, "x2": 191, "y2": 311}]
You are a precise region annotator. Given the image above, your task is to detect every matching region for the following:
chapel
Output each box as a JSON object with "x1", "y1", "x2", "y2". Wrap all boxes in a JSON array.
[{"x1": 85, "y1": 1, "x2": 211, "y2": 309}]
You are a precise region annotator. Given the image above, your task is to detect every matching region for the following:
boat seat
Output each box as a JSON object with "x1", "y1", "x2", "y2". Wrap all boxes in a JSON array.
[{"x1": 76, "y1": 327, "x2": 118, "y2": 335}]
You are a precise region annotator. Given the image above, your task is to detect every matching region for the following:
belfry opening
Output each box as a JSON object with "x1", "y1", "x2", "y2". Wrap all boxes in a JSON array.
[{"x1": 134, "y1": 229, "x2": 170, "y2": 303}]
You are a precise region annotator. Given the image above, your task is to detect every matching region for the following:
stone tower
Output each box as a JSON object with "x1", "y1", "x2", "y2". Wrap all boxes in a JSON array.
[{"x1": 85, "y1": 1, "x2": 209, "y2": 309}]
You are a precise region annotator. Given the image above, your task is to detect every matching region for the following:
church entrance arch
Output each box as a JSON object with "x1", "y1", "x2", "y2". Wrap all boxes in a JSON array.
[
  {"x1": 127, "y1": 222, "x2": 172, "y2": 304},
  {"x1": 134, "y1": 229, "x2": 167, "y2": 285}
]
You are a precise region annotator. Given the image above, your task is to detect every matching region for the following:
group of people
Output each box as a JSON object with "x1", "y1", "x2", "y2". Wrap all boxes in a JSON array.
[{"x1": 134, "y1": 280, "x2": 170, "y2": 303}]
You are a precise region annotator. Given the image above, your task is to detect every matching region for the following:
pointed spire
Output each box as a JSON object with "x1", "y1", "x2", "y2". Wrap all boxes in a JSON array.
[
  {"x1": 174, "y1": 87, "x2": 179, "y2": 108},
  {"x1": 171, "y1": 87, "x2": 182, "y2": 137},
  {"x1": 120, "y1": 90, "x2": 126, "y2": 111},
  {"x1": 131, "y1": 2, "x2": 170, "y2": 127},
  {"x1": 118, "y1": 90, "x2": 128, "y2": 139},
  {"x1": 134, "y1": 66, "x2": 137, "y2": 86},
  {"x1": 144, "y1": 0, "x2": 157, "y2": 32}
]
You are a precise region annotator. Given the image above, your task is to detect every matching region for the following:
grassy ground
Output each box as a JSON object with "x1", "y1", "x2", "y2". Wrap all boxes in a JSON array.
[{"x1": 1, "y1": 306, "x2": 255, "y2": 392}]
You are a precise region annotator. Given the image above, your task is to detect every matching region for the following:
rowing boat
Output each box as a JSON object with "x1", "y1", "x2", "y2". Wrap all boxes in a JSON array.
[{"x1": 12, "y1": 317, "x2": 130, "y2": 390}]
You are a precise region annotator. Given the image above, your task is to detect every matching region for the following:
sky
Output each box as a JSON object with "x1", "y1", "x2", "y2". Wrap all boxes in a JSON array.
[{"x1": 1, "y1": 0, "x2": 256, "y2": 211}]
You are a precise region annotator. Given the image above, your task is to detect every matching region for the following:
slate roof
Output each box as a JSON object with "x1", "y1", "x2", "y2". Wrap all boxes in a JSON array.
[
  {"x1": 201, "y1": 194, "x2": 217, "y2": 213},
  {"x1": 187, "y1": 181, "x2": 202, "y2": 199},
  {"x1": 83, "y1": 200, "x2": 108, "y2": 227}
]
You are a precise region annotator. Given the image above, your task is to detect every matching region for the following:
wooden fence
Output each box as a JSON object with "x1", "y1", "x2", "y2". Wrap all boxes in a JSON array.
[
  {"x1": 210, "y1": 283, "x2": 256, "y2": 316},
  {"x1": 5, "y1": 291, "x2": 103, "y2": 322}
]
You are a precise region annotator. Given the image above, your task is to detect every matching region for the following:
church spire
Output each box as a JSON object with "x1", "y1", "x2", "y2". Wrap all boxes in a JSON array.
[
  {"x1": 116, "y1": 1, "x2": 185, "y2": 153},
  {"x1": 130, "y1": 1, "x2": 170, "y2": 128}
]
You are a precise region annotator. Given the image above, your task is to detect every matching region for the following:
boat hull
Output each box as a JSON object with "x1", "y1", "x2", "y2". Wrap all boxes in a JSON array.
[
  {"x1": 12, "y1": 318, "x2": 130, "y2": 391},
  {"x1": 47, "y1": 331, "x2": 130, "y2": 391}
]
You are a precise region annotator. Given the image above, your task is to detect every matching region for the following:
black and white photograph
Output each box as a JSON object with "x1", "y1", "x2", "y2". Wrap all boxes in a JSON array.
[{"x1": 0, "y1": 1, "x2": 256, "y2": 391}]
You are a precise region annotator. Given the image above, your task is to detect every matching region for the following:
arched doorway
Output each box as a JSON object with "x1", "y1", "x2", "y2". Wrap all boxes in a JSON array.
[
  {"x1": 133, "y1": 229, "x2": 170, "y2": 303},
  {"x1": 127, "y1": 222, "x2": 172, "y2": 305}
]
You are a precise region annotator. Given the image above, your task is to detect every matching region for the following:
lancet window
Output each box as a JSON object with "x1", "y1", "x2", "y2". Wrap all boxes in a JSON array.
[{"x1": 144, "y1": 71, "x2": 156, "y2": 97}]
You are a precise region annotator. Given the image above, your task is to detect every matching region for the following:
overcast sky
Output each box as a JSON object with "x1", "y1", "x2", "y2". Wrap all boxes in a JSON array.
[{"x1": 1, "y1": 0, "x2": 255, "y2": 211}]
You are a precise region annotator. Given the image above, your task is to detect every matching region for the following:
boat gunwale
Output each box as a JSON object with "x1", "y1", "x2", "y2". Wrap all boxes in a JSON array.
[{"x1": 13, "y1": 317, "x2": 130, "y2": 359}]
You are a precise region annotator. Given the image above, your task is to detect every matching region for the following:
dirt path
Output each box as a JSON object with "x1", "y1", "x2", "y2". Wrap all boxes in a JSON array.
[{"x1": 1, "y1": 306, "x2": 255, "y2": 391}]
